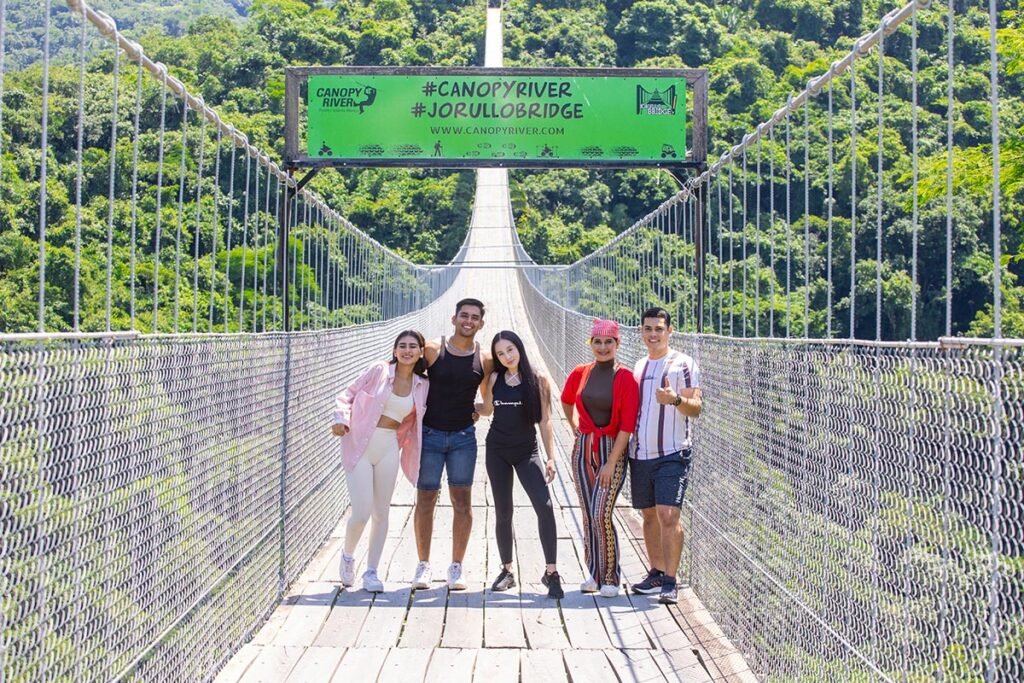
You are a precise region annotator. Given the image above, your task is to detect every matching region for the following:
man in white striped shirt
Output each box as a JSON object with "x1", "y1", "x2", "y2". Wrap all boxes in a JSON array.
[{"x1": 628, "y1": 307, "x2": 702, "y2": 604}]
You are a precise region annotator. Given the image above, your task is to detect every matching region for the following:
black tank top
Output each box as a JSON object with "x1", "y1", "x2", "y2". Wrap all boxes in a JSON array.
[
  {"x1": 424, "y1": 337, "x2": 484, "y2": 431},
  {"x1": 486, "y1": 373, "x2": 536, "y2": 449}
]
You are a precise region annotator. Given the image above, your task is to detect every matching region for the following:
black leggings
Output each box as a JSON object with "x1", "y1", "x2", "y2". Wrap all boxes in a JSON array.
[{"x1": 485, "y1": 442, "x2": 558, "y2": 566}]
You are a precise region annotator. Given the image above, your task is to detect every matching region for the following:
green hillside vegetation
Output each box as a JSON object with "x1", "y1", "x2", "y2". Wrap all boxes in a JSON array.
[
  {"x1": 503, "y1": 0, "x2": 1022, "y2": 339},
  {"x1": 0, "y1": 0, "x2": 1019, "y2": 338}
]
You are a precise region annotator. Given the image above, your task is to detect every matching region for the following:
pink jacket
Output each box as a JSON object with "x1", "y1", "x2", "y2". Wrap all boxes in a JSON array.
[{"x1": 334, "y1": 361, "x2": 429, "y2": 484}]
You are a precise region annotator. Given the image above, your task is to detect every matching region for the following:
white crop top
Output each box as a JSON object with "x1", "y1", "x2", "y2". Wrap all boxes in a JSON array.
[{"x1": 381, "y1": 391, "x2": 414, "y2": 422}]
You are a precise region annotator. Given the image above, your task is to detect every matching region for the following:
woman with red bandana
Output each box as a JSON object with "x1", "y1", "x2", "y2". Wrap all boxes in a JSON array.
[{"x1": 560, "y1": 319, "x2": 639, "y2": 597}]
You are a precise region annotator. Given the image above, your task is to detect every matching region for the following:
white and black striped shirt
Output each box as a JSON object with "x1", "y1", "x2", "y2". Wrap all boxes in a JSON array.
[{"x1": 631, "y1": 350, "x2": 700, "y2": 460}]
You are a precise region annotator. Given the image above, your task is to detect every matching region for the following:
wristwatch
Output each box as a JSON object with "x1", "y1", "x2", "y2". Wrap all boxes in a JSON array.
[{"x1": 672, "y1": 396, "x2": 682, "y2": 407}]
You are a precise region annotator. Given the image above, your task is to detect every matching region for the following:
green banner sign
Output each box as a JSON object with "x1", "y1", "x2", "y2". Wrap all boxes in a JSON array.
[{"x1": 305, "y1": 72, "x2": 687, "y2": 166}]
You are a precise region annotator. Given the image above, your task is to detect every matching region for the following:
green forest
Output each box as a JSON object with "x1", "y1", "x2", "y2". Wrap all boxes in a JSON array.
[{"x1": 0, "y1": 0, "x2": 1020, "y2": 337}]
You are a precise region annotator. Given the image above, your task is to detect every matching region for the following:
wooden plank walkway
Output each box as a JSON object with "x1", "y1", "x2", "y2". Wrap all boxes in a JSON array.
[
  {"x1": 215, "y1": 10, "x2": 757, "y2": 673},
  {"x1": 215, "y1": 403, "x2": 755, "y2": 682}
]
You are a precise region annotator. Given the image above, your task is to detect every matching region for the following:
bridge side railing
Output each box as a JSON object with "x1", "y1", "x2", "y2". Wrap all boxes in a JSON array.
[
  {"x1": 0, "y1": 1, "x2": 466, "y2": 681},
  {"x1": 0, "y1": 0, "x2": 457, "y2": 338},
  {"x1": 524, "y1": 0, "x2": 1015, "y2": 346},
  {"x1": 516, "y1": 0, "x2": 1024, "y2": 680}
]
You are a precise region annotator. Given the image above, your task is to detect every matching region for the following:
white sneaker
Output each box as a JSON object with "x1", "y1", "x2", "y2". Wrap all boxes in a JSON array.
[
  {"x1": 599, "y1": 584, "x2": 620, "y2": 598},
  {"x1": 339, "y1": 553, "x2": 356, "y2": 587},
  {"x1": 580, "y1": 578, "x2": 598, "y2": 593},
  {"x1": 412, "y1": 561, "x2": 432, "y2": 589},
  {"x1": 362, "y1": 568, "x2": 384, "y2": 593},
  {"x1": 447, "y1": 562, "x2": 467, "y2": 590}
]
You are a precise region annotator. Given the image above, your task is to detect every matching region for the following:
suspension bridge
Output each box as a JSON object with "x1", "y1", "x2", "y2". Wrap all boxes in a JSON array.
[{"x1": 1, "y1": 0, "x2": 1021, "y2": 681}]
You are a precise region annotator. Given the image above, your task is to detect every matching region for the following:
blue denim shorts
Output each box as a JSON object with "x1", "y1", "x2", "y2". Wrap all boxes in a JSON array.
[
  {"x1": 628, "y1": 450, "x2": 693, "y2": 509},
  {"x1": 416, "y1": 425, "x2": 478, "y2": 490}
]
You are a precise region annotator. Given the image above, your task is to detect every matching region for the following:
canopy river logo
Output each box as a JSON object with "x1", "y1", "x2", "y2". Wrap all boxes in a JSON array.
[
  {"x1": 314, "y1": 84, "x2": 378, "y2": 114},
  {"x1": 636, "y1": 85, "x2": 676, "y2": 116}
]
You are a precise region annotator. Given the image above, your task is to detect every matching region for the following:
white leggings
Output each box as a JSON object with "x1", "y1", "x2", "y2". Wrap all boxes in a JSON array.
[{"x1": 343, "y1": 427, "x2": 401, "y2": 570}]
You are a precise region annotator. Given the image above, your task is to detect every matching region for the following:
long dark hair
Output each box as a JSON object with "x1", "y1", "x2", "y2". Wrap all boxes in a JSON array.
[
  {"x1": 491, "y1": 330, "x2": 542, "y2": 424},
  {"x1": 391, "y1": 330, "x2": 428, "y2": 377}
]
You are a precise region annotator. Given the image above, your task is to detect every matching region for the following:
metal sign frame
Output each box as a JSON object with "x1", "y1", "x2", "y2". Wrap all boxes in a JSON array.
[{"x1": 284, "y1": 66, "x2": 707, "y2": 171}]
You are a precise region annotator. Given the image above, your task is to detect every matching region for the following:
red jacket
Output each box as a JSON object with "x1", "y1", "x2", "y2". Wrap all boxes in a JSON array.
[{"x1": 560, "y1": 362, "x2": 639, "y2": 440}]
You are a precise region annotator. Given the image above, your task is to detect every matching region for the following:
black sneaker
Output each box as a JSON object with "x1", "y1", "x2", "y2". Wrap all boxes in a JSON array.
[
  {"x1": 631, "y1": 568, "x2": 665, "y2": 595},
  {"x1": 542, "y1": 571, "x2": 564, "y2": 599},
  {"x1": 491, "y1": 568, "x2": 516, "y2": 592},
  {"x1": 658, "y1": 581, "x2": 678, "y2": 605}
]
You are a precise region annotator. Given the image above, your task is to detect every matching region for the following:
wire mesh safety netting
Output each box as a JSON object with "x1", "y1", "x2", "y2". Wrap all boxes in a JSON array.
[
  {"x1": 0, "y1": 297, "x2": 459, "y2": 682},
  {"x1": 520, "y1": 277, "x2": 1024, "y2": 682}
]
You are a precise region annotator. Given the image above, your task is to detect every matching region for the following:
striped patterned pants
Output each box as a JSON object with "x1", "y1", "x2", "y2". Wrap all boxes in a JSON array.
[{"x1": 571, "y1": 431, "x2": 627, "y2": 587}]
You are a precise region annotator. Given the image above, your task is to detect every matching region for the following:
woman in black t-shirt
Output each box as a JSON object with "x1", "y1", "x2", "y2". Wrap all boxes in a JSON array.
[{"x1": 478, "y1": 330, "x2": 563, "y2": 599}]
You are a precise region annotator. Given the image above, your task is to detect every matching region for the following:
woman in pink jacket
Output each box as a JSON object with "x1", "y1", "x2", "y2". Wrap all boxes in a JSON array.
[{"x1": 332, "y1": 330, "x2": 429, "y2": 592}]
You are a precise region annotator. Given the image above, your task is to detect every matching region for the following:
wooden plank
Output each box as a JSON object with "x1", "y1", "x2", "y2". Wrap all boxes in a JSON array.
[
  {"x1": 472, "y1": 648, "x2": 519, "y2": 683},
  {"x1": 483, "y1": 522, "x2": 526, "y2": 648},
  {"x1": 605, "y1": 648, "x2": 668, "y2": 683},
  {"x1": 482, "y1": 584, "x2": 526, "y2": 648},
  {"x1": 284, "y1": 646, "x2": 345, "y2": 682},
  {"x1": 441, "y1": 588, "x2": 484, "y2": 648},
  {"x1": 382, "y1": 523, "x2": 420, "y2": 583},
  {"x1": 424, "y1": 648, "x2": 477, "y2": 683},
  {"x1": 301, "y1": 536, "x2": 345, "y2": 583},
  {"x1": 559, "y1": 589, "x2": 614, "y2": 649},
  {"x1": 330, "y1": 647, "x2": 387, "y2": 680},
  {"x1": 649, "y1": 649, "x2": 713, "y2": 682},
  {"x1": 515, "y1": 531, "x2": 570, "y2": 650},
  {"x1": 239, "y1": 645, "x2": 304, "y2": 683},
  {"x1": 520, "y1": 649, "x2": 568, "y2": 683},
  {"x1": 313, "y1": 588, "x2": 374, "y2": 648},
  {"x1": 615, "y1": 520, "x2": 698, "y2": 654},
  {"x1": 379, "y1": 647, "x2": 433, "y2": 682},
  {"x1": 391, "y1": 479, "x2": 417, "y2": 506},
  {"x1": 212, "y1": 643, "x2": 259, "y2": 683},
  {"x1": 353, "y1": 588, "x2": 411, "y2": 648},
  {"x1": 595, "y1": 591, "x2": 653, "y2": 650},
  {"x1": 272, "y1": 582, "x2": 339, "y2": 646},
  {"x1": 399, "y1": 587, "x2": 446, "y2": 648},
  {"x1": 387, "y1": 504, "x2": 413, "y2": 536},
  {"x1": 251, "y1": 600, "x2": 295, "y2": 645},
  {"x1": 562, "y1": 649, "x2": 618, "y2": 682}
]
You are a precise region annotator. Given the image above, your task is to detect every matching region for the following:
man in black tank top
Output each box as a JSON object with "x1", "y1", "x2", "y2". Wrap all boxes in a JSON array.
[{"x1": 412, "y1": 298, "x2": 493, "y2": 591}]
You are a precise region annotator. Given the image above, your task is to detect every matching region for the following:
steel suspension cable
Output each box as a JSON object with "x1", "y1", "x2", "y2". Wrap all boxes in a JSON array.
[
  {"x1": 73, "y1": 13, "x2": 87, "y2": 331},
  {"x1": 173, "y1": 103, "x2": 189, "y2": 333},
  {"x1": 37, "y1": 0, "x2": 52, "y2": 332},
  {"x1": 130, "y1": 61, "x2": 143, "y2": 329},
  {"x1": 152, "y1": 71, "x2": 169, "y2": 332}
]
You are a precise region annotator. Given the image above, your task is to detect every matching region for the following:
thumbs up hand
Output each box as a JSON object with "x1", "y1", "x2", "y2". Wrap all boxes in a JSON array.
[{"x1": 655, "y1": 375, "x2": 677, "y2": 406}]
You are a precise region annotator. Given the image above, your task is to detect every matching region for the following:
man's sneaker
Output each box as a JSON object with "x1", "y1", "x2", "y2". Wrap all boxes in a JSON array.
[
  {"x1": 599, "y1": 584, "x2": 620, "y2": 598},
  {"x1": 447, "y1": 562, "x2": 467, "y2": 590},
  {"x1": 412, "y1": 561, "x2": 432, "y2": 589},
  {"x1": 659, "y1": 582, "x2": 679, "y2": 605},
  {"x1": 630, "y1": 568, "x2": 664, "y2": 595},
  {"x1": 339, "y1": 552, "x2": 356, "y2": 587},
  {"x1": 491, "y1": 568, "x2": 516, "y2": 592},
  {"x1": 580, "y1": 577, "x2": 598, "y2": 593},
  {"x1": 542, "y1": 571, "x2": 564, "y2": 599},
  {"x1": 362, "y1": 568, "x2": 384, "y2": 593}
]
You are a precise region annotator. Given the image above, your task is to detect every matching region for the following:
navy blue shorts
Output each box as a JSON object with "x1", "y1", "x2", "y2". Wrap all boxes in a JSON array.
[
  {"x1": 416, "y1": 425, "x2": 478, "y2": 490},
  {"x1": 628, "y1": 450, "x2": 693, "y2": 509}
]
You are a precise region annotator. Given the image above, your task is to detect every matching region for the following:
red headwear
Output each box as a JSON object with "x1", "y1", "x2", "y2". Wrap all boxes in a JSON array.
[{"x1": 590, "y1": 318, "x2": 620, "y2": 340}]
